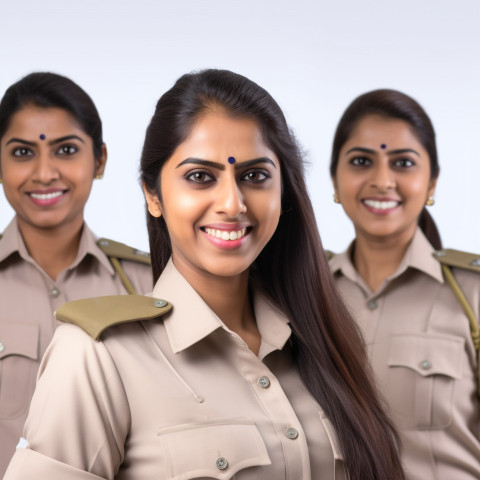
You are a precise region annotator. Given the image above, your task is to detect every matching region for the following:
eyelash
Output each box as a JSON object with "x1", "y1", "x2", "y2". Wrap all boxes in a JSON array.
[
  {"x1": 11, "y1": 144, "x2": 78, "y2": 157},
  {"x1": 185, "y1": 169, "x2": 271, "y2": 184},
  {"x1": 349, "y1": 157, "x2": 415, "y2": 169}
]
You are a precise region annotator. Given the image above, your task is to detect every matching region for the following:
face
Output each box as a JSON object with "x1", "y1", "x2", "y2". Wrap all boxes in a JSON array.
[
  {"x1": 0, "y1": 105, "x2": 106, "y2": 233},
  {"x1": 144, "y1": 111, "x2": 282, "y2": 281},
  {"x1": 333, "y1": 114, "x2": 437, "y2": 243}
]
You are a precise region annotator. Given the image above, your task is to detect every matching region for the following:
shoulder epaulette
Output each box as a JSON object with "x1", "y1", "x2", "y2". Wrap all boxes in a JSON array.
[
  {"x1": 55, "y1": 295, "x2": 172, "y2": 340},
  {"x1": 432, "y1": 249, "x2": 480, "y2": 274},
  {"x1": 97, "y1": 238, "x2": 151, "y2": 265},
  {"x1": 325, "y1": 250, "x2": 335, "y2": 261}
]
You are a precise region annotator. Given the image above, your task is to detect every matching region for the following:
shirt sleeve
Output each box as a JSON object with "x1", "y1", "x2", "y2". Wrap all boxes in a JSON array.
[{"x1": 4, "y1": 323, "x2": 130, "y2": 479}]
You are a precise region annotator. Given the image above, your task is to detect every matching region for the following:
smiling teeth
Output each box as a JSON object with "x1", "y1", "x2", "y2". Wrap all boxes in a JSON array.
[
  {"x1": 205, "y1": 227, "x2": 247, "y2": 241},
  {"x1": 30, "y1": 191, "x2": 63, "y2": 200},
  {"x1": 364, "y1": 200, "x2": 399, "y2": 210}
]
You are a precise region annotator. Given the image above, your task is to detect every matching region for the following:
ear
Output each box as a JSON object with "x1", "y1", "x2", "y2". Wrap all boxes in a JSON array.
[
  {"x1": 427, "y1": 176, "x2": 438, "y2": 199},
  {"x1": 142, "y1": 181, "x2": 162, "y2": 217},
  {"x1": 94, "y1": 144, "x2": 108, "y2": 177},
  {"x1": 331, "y1": 176, "x2": 338, "y2": 195}
]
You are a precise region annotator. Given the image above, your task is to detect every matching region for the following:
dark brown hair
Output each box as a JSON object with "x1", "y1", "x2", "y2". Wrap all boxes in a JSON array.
[
  {"x1": 141, "y1": 69, "x2": 404, "y2": 479},
  {"x1": 330, "y1": 88, "x2": 442, "y2": 249},
  {"x1": 0, "y1": 72, "x2": 104, "y2": 159}
]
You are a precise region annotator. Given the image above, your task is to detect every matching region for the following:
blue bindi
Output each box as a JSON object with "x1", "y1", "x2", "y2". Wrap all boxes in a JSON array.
[
  {"x1": 380, "y1": 144, "x2": 387, "y2": 149},
  {"x1": 39, "y1": 134, "x2": 46, "y2": 140},
  {"x1": 228, "y1": 156, "x2": 235, "y2": 164}
]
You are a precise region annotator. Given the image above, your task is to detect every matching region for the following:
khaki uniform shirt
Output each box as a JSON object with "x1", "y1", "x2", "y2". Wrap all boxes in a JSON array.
[
  {"x1": 329, "y1": 228, "x2": 480, "y2": 480},
  {"x1": 0, "y1": 218, "x2": 153, "y2": 476},
  {"x1": 5, "y1": 260, "x2": 346, "y2": 480}
]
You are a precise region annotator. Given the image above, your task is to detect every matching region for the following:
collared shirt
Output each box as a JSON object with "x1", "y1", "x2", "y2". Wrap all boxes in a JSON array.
[
  {"x1": 329, "y1": 228, "x2": 480, "y2": 480},
  {"x1": 4, "y1": 260, "x2": 346, "y2": 480},
  {"x1": 0, "y1": 218, "x2": 153, "y2": 477}
]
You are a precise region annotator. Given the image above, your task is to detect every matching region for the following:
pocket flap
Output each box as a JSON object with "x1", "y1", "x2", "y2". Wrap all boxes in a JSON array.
[
  {"x1": 0, "y1": 323, "x2": 39, "y2": 360},
  {"x1": 159, "y1": 420, "x2": 271, "y2": 479},
  {"x1": 388, "y1": 334, "x2": 464, "y2": 379}
]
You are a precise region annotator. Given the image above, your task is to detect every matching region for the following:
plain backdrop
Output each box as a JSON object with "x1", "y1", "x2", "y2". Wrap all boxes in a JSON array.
[{"x1": 1, "y1": 0, "x2": 479, "y2": 253}]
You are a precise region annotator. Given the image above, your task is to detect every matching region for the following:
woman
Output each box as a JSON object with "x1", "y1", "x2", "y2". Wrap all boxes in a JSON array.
[
  {"x1": 0, "y1": 72, "x2": 153, "y2": 475},
  {"x1": 4, "y1": 70, "x2": 404, "y2": 479},
  {"x1": 329, "y1": 89, "x2": 480, "y2": 479}
]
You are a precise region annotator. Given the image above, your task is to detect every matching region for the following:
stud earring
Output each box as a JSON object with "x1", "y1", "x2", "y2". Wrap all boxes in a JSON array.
[
  {"x1": 426, "y1": 196, "x2": 435, "y2": 206},
  {"x1": 333, "y1": 193, "x2": 340, "y2": 204},
  {"x1": 0, "y1": 178, "x2": 3, "y2": 184},
  {"x1": 95, "y1": 174, "x2": 103, "y2": 180}
]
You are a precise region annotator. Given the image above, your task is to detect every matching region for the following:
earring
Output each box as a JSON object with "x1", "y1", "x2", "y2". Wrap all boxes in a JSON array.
[
  {"x1": 0, "y1": 178, "x2": 3, "y2": 184},
  {"x1": 95, "y1": 174, "x2": 103, "y2": 180},
  {"x1": 333, "y1": 193, "x2": 340, "y2": 204},
  {"x1": 426, "y1": 196, "x2": 435, "y2": 206}
]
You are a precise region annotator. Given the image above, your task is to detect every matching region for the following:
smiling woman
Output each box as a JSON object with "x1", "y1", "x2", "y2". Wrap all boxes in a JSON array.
[
  {"x1": 328, "y1": 89, "x2": 480, "y2": 479},
  {"x1": 4, "y1": 70, "x2": 406, "y2": 480},
  {"x1": 0, "y1": 72, "x2": 153, "y2": 476}
]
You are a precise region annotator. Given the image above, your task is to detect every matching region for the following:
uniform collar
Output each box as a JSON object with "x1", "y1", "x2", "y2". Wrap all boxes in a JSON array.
[
  {"x1": 330, "y1": 227, "x2": 444, "y2": 286},
  {"x1": 152, "y1": 259, "x2": 291, "y2": 356},
  {"x1": 0, "y1": 217, "x2": 114, "y2": 275}
]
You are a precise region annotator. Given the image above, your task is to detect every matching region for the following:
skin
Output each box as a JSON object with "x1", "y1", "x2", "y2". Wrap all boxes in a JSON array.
[
  {"x1": 332, "y1": 114, "x2": 437, "y2": 291},
  {"x1": 0, "y1": 105, "x2": 107, "y2": 280},
  {"x1": 144, "y1": 111, "x2": 282, "y2": 354}
]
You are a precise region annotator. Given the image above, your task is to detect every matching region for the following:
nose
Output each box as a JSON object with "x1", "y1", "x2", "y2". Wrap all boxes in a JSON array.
[
  {"x1": 370, "y1": 162, "x2": 396, "y2": 191},
  {"x1": 214, "y1": 175, "x2": 247, "y2": 217},
  {"x1": 32, "y1": 154, "x2": 60, "y2": 184}
]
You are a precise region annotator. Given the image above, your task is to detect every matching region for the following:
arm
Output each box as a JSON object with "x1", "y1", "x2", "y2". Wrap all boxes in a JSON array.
[{"x1": 4, "y1": 324, "x2": 130, "y2": 480}]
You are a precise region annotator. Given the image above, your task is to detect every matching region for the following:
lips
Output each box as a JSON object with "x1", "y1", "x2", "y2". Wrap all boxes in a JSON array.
[{"x1": 26, "y1": 189, "x2": 68, "y2": 206}]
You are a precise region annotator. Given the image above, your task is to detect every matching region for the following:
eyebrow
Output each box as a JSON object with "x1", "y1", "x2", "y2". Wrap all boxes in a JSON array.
[
  {"x1": 176, "y1": 157, "x2": 277, "y2": 170},
  {"x1": 5, "y1": 135, "x2": 85, "y2": 147},
  {"x1": 345, "y1": 146, "x2": 420, "y2": 157}
]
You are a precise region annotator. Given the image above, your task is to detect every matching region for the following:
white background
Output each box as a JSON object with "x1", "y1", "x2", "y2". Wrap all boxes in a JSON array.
[{"x1": 1, "y1": 0, "x2": 479, "y2": 253}]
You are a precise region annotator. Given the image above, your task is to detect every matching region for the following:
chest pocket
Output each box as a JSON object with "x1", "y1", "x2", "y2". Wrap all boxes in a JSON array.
[
  {"x1": 387, "y1": 333, "x2": 464, "y2": 430},
  {"x1": 0, "y1": 322, "x2": 39, "y2": 418},
  {"x1": 158, "y1": 419, "x2": 271, "y2": 479}
]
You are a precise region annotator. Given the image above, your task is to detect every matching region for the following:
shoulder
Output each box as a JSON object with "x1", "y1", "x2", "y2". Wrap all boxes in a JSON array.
[
  {"x1": 432, "y1": 248, "x2": 480, "y2": 275},
  {"x1": 55, "y1": 295, "x2": 172, "y2": 340},
  {"x1": 97, "y1": 237, "x2": 151, "y2": 265}
]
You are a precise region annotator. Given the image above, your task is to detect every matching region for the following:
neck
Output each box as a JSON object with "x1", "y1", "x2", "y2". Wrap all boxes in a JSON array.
[
  {"x1": 173, "y1": 261, "x2": 261, "y2": 355},
  {"x1": 353, "y1": 227, "x2": 416, "y2": 292},
  {"x1": 16, "y1": 216, "x2": 84, "y2": 281}
]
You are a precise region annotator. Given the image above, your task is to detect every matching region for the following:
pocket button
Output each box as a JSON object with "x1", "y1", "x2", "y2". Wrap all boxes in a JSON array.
[
  {"x1": 419, "y1": 359, "x2": 432, "y2": 370},
  {"x1": 216, "y1": 457, "x2": 228, "y2": 470}
]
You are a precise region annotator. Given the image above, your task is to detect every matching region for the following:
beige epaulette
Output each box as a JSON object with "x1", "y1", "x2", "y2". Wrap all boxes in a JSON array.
[
  {"x1": 433, "y1": 248, "x2": 480, "y2": 274},
  {"x1": 55, "y1": 295, "x2": 172, "y2": 340},
  {"x1": 433, "y1": 248, "x2": 480, "y2": 396},
  {"x1": 97, "y1": 238, "x2": 151, "y2": 265},
  {"x1": 97, "y1": 238, "x2": 151, "y2": 295}
]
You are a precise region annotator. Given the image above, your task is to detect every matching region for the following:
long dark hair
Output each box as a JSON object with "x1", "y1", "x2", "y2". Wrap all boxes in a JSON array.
[
  {"x1": 0, "y1": 72, "x2": 104, "y2": 159},
  {"x1": 330, "y1": 88, "x2": 442, "y2": 249},
  {"x1": 141, "y1": 69, "x2": 404, "y2": 479}
]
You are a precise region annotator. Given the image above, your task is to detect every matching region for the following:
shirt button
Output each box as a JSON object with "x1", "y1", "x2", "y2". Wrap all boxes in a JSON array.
[
  {"x1": 285, "y1": 427, "x2": 299, "y2": 439},
  {"x1": 367, "y1": 300, "x2": 378, "y2": 310},
  {"x1": 216, "y1": 457, "x2": 228, "y2": 470},
  {"x1": 419, "y1": 360, "x2": 432, "y2": 370},
  {"x1": 0, "y1": 342, "x2": 4, "y2": 353},
  {"x1": 258, "y1": 376, "x2": 271, "y2": 388},
  {"x1": 51, "y1": 288, "x2": 60, "y2": 297}
]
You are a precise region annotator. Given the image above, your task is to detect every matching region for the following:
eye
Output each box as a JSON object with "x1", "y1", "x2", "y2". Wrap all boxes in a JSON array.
[
  {"x1": 13, "y1": 147, "x2": 33, "y2": 157},
  {"x1": 57, "y1": 144, "x2": 77, "y2": 155},
  {"x1": 241, "y1": 169, "x2": 270, "y2": 183},
  {"x1": 393, "y1": 158, "x2": 415, "y2": 168},
  {"x1": 350, "y1": 156, "x2": 371, "y2": 167},
  {"x1": 185, "y1": 170, "x2": 215, "y2": 183}
]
